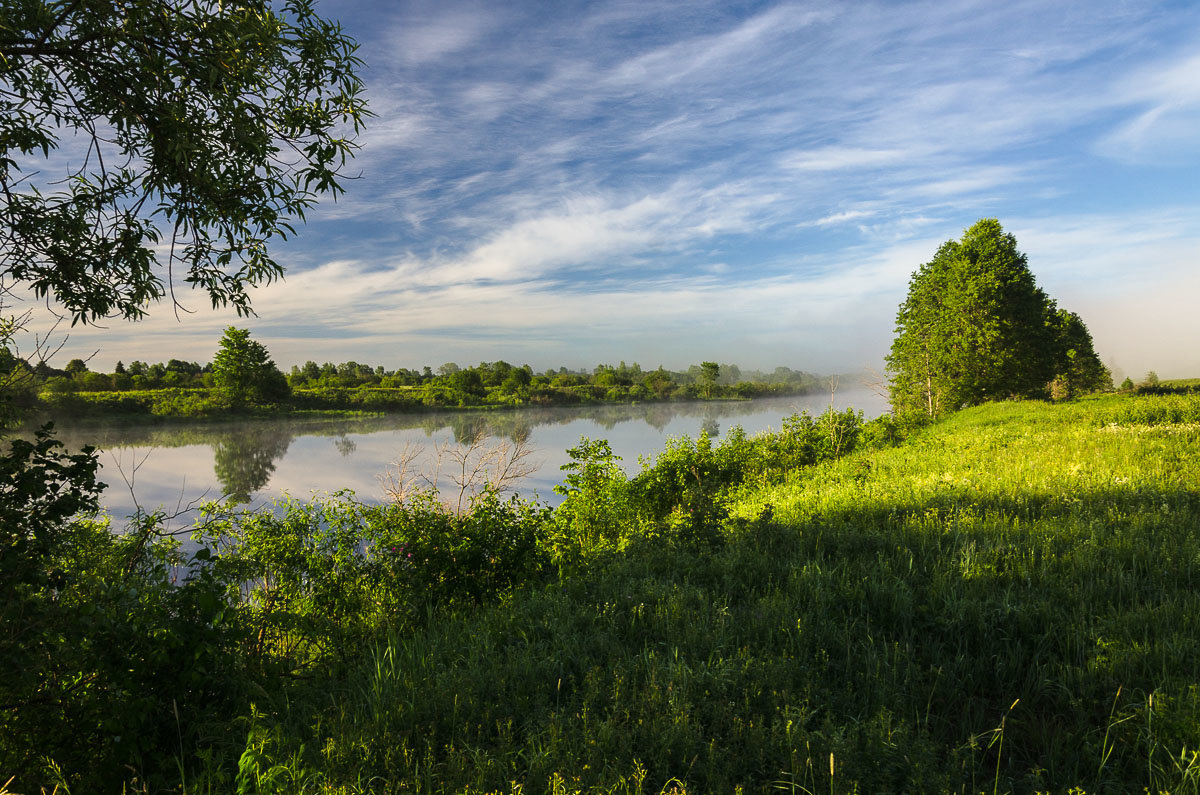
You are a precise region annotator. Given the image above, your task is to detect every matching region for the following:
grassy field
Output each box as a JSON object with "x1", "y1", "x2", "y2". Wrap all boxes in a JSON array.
[
  {"x1": 7, "y1": 393, "x2": 1200, "y2": 793},
  {"x1": 198, "y1": 394, "x2": 1200, "y2": 794}
]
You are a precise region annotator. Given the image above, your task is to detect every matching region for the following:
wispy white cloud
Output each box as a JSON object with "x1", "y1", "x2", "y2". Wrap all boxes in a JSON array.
[
  {"x1": 389, "y1": 7, "x2": 501, "y2": 66},
  {"x1": 781, "y1": 148, "x2": 908, "y2": 172},
  {"x1": 16, "y1": 0, "x2": 1200, "y2": 381},
  {"x1": 808, "y1": 210, "x2": 876, "y2": 228},
  {"x1": 1094, "y1": 52, "x2": 1200, "y2": 163}
]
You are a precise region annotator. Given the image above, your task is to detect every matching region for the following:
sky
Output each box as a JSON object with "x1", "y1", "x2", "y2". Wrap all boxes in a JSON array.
[{"x1": 25, "y1": 0, "x2": 1200, "y2": 379}]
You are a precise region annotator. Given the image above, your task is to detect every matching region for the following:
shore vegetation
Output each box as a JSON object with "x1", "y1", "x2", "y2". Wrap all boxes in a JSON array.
[
  {"x1": 4, "y1": 391, "x2": 1200, "y2": 792},
  {"x1": 16, "y1": 330, "x2": 828, "y2": 422}
]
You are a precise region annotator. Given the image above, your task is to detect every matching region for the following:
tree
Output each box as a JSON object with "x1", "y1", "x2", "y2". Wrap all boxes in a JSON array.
[
  {"x1": 887, "y1": 219, "x2": 1102, "y2": 416},
  {"x1": 211, "y1": 326, "x2": 289, "y2": 406},
  {"x1": 0, "y1": 0, "x2": 368, "y2": 323},
  {"x1": 644, "y1": 366, "x2": 673, "y2": 398},
  {"x1": 699, "y1": 361, "x2": 720, "y2": 398},
  {"x1": 1048, "y1": 310, "x2": 1111, "y2": 399}
]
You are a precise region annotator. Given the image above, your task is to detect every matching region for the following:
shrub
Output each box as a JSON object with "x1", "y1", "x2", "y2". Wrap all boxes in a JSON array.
[
  {"x1": 553, "y1": 438, "x2": 635, "y2": 562},
  {"x1": 0, "y1": 430, "x2": 245, "y2": 790}
]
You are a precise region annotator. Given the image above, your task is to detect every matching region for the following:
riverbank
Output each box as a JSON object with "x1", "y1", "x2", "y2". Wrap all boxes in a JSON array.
[
  {"x1": 28, "y1": 380, "x2": 822, "y2": 425},
  {"x1": 7, "y1": 392, "x2": 1200, "y2": 792}
]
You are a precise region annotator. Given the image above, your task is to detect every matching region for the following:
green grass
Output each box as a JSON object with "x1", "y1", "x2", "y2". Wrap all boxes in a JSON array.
[
  {"x1": 187, "y1": 394, "x2": 1200, "y2": 793},
  {"x1": 10, "y1": 393, "x2": 1200, "y2": 793}
]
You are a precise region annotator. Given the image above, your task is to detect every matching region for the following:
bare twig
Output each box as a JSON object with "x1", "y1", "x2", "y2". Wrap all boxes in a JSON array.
[{"x1": 379, "y1": 428, "x2": 541, "y2": 514}]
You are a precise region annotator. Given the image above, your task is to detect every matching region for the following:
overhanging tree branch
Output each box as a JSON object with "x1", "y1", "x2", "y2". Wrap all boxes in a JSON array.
[{"x1": 0, "y1": 0, "x2": 370, "y2": 324}]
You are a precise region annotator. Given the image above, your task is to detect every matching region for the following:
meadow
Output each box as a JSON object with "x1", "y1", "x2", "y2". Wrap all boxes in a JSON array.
[{"x1": 5, "y1": 393, "x2": 1200, "y2": 793}]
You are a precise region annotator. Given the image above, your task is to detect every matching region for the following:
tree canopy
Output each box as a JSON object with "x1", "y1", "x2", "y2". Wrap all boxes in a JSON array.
[
  {"x1": 0, "y1": 0, "x2": 368, "y2": 323},
  {"x1": 887, "y1": 219, "x2": 1108, "y2": 416},
  {"x1": 211, "y1": 326, "x2": 289, "y2": 406}
]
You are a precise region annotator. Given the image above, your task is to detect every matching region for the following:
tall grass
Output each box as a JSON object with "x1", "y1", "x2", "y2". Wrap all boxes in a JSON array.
[
  {"x1": 178, "y1": 394, "x2": 1200, "y2": 793},
  {"x1": 10, "y1": 394, "x2": 1200, "y2": 792}
]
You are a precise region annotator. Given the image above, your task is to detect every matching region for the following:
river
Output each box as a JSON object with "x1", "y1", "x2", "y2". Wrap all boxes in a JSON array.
[{"x1": 39, "y1": 387, "x2": 887, "y2": 526}]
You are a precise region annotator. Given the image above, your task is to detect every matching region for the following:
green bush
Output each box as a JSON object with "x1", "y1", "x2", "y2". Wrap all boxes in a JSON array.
[
  {"x1": 0, "y1": 430, "x2": 247, "y2": 790},
  {"x1": 553, "y1": 438, "x2": 637, "y2": 562}
]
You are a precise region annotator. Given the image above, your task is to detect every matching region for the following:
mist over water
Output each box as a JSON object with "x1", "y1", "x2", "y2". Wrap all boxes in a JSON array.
[{"x1": 42, "y1": 388, "x2": 887, "y2": 523}]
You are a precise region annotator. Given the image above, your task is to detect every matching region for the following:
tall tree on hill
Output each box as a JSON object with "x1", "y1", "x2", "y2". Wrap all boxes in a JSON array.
[{"x1": 887, "y1": 219, "x2": 1105, "y2": 416}]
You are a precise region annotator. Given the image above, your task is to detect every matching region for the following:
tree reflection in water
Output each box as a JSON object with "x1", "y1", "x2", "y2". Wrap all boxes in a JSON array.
[
  {"x1": 334, "y1": 435, "x2": 357, "y2": 456},
  {"x1": 211, "y1": 425, "x2": 296, "y2": 503},
  {"x1": 31, "y1": 389, "x2": 887, "y2": 515}
]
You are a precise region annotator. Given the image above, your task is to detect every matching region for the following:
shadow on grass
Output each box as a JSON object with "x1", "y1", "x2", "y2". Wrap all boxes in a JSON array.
[{"x1": 252, "y1": 480, "x2": 1200, "y2": 794}]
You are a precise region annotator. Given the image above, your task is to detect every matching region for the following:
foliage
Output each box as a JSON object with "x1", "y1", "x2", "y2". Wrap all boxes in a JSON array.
[
  {"x1": 1138, "y1": 377, "x2": 1200, "y2": 396},
  {"x1": 0, "y1": 0, "x2": 368, "y2": 322},
  {"x1": 211, "y1": 326, "x2": 290, "y2": 407},
  {"x1": 1049, "y1": 309, "x2": 1112, "y2": 398},
  {"x1": 0, "y1": 429, "x2": 245, "y2": 789},
  {"x1": 551, "y1": 408, "x2": 870, "y2": 559},
  {"x1": 0, "y1": 425, "x2": 101, "y2": 598},
  {"x1": 10, "y1": 393, "x2": 1200, "y2": 791},
  {"x1": 192, "y1": 490, "x2": 554, "y2": 674},
  {"x1": 887, "y1": 218, "x2": 1106, "y2": 416},
  {"x1": 553, "y1": 438, "x2": 635, "y2": 561},
  {"x1": 0, "y1": 314, "x2": 42, "y2": 427},
  {"x1": 23, "y1": 356, "x2": 826, "y2": 420},
  {"x1": 698, "y1": 361, "x2": 719, "y2": 398},
  {"x1": 191, "y1": 393, "x2": 1200, "y2": 794},
  {"x1": 366, "y1": 492, "x2": 553, "y2": 611}
]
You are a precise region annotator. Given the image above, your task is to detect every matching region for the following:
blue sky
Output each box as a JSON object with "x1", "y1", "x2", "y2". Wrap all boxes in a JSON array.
[{"x1": 47, "y1": 0, "x2": 1200, "y2": 379}]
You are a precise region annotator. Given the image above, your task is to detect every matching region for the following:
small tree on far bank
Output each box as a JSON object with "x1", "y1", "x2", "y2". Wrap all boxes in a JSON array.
[
  {"x1": 211, "y1": 327, "x2": 290, "y2": 407},
  {"x1": 700, "y1": 361, "x2": 720, "y2": 398}
]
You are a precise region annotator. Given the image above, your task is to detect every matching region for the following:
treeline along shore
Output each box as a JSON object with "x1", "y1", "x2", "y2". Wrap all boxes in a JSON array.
[{"x1": 8, "y1": 333, "x2": 829, "y2": 422}]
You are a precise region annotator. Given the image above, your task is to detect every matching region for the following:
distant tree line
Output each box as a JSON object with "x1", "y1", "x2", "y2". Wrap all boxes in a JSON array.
[
  {"x1": 13, "y1": 327, "x2": 826, "y2": 418},
  {"x1": 286, "y1": 358, "x2": 818, "y2": 397}
]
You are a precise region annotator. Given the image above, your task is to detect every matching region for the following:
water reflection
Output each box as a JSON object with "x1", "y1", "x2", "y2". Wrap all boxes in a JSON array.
[
  {"x1": 211, "y1": 425, "x2": 294, "y2": 503},
  {"x1": 33, "y1": 389, "x2": 888, "y2": 518}
]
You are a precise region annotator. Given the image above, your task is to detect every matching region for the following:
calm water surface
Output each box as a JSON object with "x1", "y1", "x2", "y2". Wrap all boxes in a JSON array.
[{"x1": 44, "y1": 388, "x2": 887, "y2": 524}]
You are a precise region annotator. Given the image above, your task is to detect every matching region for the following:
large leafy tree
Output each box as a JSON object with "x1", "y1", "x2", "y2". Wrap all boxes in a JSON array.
[
  {"x1": 0, "y1": 0, "x2": 368, "y2": 323},
  {"x1": 211, "y1": 325, "x2": 289, "y2": 406},
  {"x1": 887, "y1": 219, "x2": 1104, "y2": 416}
]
